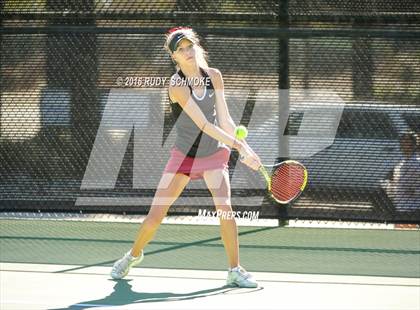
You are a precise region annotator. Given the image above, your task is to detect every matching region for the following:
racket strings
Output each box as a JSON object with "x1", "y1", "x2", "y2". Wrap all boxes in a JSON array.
[{"x1": 270, "y1": 164, "x2": 306, "y2": 203}]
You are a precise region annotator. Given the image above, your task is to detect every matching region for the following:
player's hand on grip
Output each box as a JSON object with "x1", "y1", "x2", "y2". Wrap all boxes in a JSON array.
[
  {"x1": 239, "y1": 144, "x2": 262, "y2": 171},
  {"x1": 233, "y1": 125, "x2": 262, "y2": 171}
]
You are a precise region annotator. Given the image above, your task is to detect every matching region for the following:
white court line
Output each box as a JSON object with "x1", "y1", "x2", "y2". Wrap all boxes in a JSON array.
[
  {"x1": 1, "y1": 263, "x2": 419, "y2": 287},
  {"x1": 0, "y1": 212, "x2": 278, "y2": 227},
  {"x1": 3, "y1": 212, "x2": 419, "y2": 230},
  {"x1": 1, "y1": 263, "x2": 420, "y2": 310}
]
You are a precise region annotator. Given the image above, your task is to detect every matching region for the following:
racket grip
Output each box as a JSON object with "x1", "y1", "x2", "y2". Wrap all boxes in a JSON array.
[{"x1": 259, "y1": 166, "x2": 271, "y2": 191}]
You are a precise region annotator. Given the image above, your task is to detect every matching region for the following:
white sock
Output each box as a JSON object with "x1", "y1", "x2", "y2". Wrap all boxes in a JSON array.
[
  {"x1": 229, "y1": 266, "x2": 240, "y2": 272},
  {"x1": 127, "y1": 249, "x2": 138, "y2": 259},
  {"x1": 129, "y1": 250, "x2": 142, "y2": 259}
]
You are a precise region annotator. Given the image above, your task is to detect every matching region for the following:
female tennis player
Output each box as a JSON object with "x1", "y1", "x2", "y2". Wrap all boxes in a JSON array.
[{"x1": 111, "y1": 27, "x2": 262, "y2": 288}]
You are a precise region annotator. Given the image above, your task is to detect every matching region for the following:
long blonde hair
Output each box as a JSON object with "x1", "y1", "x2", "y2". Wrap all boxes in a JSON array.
[{"x1": 164, "y1": 27, "x2": 209, "y2": 70}]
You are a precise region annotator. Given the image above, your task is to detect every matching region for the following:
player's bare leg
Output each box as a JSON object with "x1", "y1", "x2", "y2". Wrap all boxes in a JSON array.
[
  {"x1": 111, "y1": 173, "x2": 190, "y2": 279},
  {"x1": 203, "y1": 168, "x2": 238, "y2": 267},
  {"x1": 131, "y1": 173, "x2": 190, "y2": 256},
  {"x1": 203, "y1": 168, "x2": 258, "y2": 288}
]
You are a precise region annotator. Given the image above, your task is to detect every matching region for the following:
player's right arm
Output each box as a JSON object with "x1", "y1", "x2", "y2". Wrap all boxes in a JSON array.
[{"x1": 169, "y1": 81, "x2": 260, "y2": 170}]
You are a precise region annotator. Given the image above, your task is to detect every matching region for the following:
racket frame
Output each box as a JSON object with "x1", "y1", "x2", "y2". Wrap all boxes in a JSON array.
[{"x1": 259, "y1": 160, "x2": 308, "y2": 204}]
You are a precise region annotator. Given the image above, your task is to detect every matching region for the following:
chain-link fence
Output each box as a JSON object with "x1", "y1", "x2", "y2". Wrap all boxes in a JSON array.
[{"x1": 1, "y1": 1, "x2": 419, "y2": 222}]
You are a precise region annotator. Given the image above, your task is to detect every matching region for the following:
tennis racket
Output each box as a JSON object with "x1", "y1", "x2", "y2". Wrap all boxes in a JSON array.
[
  {"x1": 259, "y1": 161, "x2": 308, "y2": 204},
  {"x1": 235, "y1": 126, "x2": 308, "y2": 204}
]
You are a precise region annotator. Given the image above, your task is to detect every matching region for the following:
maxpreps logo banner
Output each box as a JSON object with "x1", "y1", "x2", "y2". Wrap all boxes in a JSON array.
[{"x1": 76, "y1": 88, "x2": 344, "y2": 207}]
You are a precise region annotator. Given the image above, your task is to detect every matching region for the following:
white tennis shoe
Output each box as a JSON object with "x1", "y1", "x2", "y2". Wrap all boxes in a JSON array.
[
  {"x1": 110, "y1": 249, "x2": 143, "y2": 279},
  {"x1": 226, "y1": 266, "x2": 258, "y2": 288}
]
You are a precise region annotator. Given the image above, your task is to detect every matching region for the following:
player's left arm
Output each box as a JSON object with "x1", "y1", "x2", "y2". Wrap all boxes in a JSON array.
[{"x1": 207, "y1": 68, "x2": 256, "y2": 154}]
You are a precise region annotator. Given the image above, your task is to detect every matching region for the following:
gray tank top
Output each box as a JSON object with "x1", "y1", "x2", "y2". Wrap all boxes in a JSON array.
[{"x1": 169, "y1": 68, "x2": 223, "y2": 158}]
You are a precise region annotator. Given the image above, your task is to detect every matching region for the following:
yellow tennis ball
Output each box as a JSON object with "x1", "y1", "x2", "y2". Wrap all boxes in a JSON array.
[{"x1": 235, "y1": 125, "x2": 248, "y2": 140}]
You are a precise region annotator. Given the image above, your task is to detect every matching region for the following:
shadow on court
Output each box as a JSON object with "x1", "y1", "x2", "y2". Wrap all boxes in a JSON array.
[{"x1": 50, "y1": 279, "x2": 263, "y2": 309}]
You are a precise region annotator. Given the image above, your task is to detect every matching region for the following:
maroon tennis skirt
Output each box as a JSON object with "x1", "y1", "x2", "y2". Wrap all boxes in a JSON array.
[{"x1": 164, "y1": 146, "x2": 231, "y2": 180}]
